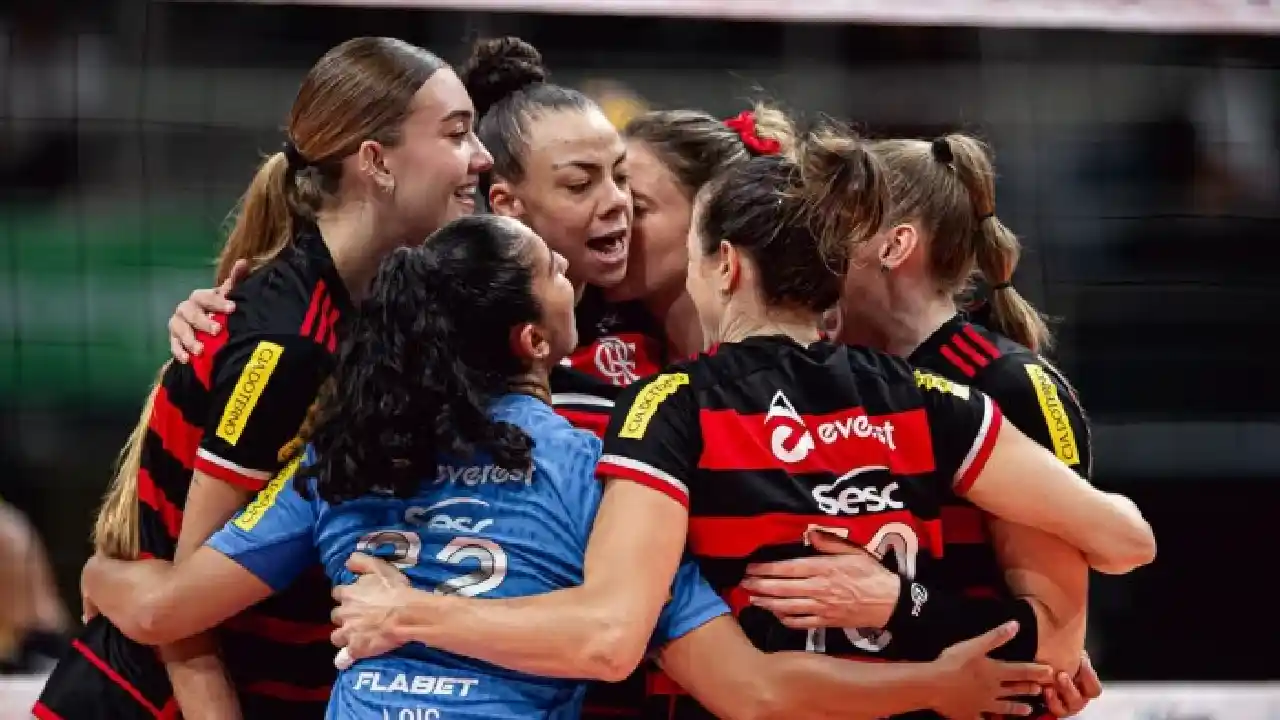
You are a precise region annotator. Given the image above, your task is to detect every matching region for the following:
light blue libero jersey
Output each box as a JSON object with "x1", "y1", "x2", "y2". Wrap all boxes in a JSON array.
[{"x1": 207, "y1": 393, "x2": 728, "y2": 720}]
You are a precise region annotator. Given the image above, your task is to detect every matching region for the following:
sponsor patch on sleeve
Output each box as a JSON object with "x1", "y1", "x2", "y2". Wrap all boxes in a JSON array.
[
  {"x1": 914, "y1": 369, "x2": 971, "y2": 399},
  {"x1": 216, "y1": 341, "x2": 284, "y2": 446},
  {"x1": 1025, "y1": 364, "x2": 1080, "y2": 467},
  {"x1": 233, "y1": 454, "x2": 301, "y2": 531},
  {"x1": 618, "y1": 372, "x2": 690, "y2": 440}
]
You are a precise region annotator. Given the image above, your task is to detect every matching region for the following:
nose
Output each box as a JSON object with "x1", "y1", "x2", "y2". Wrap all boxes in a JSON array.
[
  {"x1": 601, "y1": 176, "x2": 630, "y2": 217},
  {"x1": 471, "y1": 136, "x2": 494, "y2": 173}
]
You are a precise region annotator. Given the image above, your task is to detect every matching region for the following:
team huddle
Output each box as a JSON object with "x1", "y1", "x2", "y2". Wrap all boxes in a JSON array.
[{"x1": 36, "y1": 34, "x2": 1153, "y2": 720}]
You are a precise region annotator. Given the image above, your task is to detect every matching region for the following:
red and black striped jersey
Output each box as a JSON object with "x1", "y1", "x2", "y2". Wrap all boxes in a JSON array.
[
  {"x1": 909, "y1": 315, "x2": 1092, "y2": 618},
  {"x1": 598, "y1": 336, "x2": 1003, "y2": 718},
  {"x1": 38, "y1": 229, "x2": 348, "y2": 720},
  {"x1": 566, "y1": 285, "x2": 666, "y2": 387}
]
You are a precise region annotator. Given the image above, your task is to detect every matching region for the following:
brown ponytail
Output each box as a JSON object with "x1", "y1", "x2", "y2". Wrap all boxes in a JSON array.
[
  {"x1": 794, "y1": 127, "x2": 889, "y2": 275},
  {"x1": 93, "y1": 37, "x2": 448, "y2": 558},
  {"x1": 943, "y1": 134, "x2": 1052, "y2": 353}
]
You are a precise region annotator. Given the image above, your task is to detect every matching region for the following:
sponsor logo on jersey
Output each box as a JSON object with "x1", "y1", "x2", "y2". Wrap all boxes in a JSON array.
[
  {"x1": 767, "y1": 390, "x2": 898, "y2": 464},
  {"x1": 405, "y1": 498, "x2": 494, "y2": 534},
  {"x1": 353, "y1": 671, "x2": 479, "y2": 697},
  {"x1": 1025, "y1": 364, "x2": 1079, "y2": 466},
  {"x1": 618, "y1": 372, "x2": 689, "y2": 439},
  {"x1": 914, "y1": 369, "x2": 970, "y2": 399},
  {"x1": 233, "y1": 453, "x2": 300, "y2": 531},
  {"x1": 432, "y1": 464, "x2": 532, "y2": 487},
  {"x1": 216, "y1": 341, "x2": 284, "y2": 445},
  {"x1": 594, "y1": 336, "x2": 640, "y2": 386},
  {"x1": 812, "y1": 466, "x2": 903, "y2": 516}
]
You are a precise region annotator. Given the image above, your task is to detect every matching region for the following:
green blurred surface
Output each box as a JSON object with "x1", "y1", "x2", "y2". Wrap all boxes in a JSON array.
[{"x1": 1, "y1": 204, "x2": 223, "y2": 404}]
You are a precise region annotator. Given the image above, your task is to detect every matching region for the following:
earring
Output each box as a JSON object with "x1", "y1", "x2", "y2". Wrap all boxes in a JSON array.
[
  {"x1": 880, "y1": 263, "x2": 891, "y2": 273},
  {"x1": 382, "y1": 179, "x2": 396, "y2": 196}
]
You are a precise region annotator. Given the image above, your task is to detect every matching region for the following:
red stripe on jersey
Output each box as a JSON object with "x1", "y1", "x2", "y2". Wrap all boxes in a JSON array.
[
  {"x1": 221, "y1": 612, "x2": 335, "y2": 645},
  {"x1": 697, "y1": 407, "x2": 936, "y2": 476},
  {"x1": 940, "y1": 505, "x2": 988, "y2": 545},
  {"x1": 954, "y1": 407, "x2": 1002, "y2": 495},
  {"x1": 313, "y1": 294, "x2": 333, "y2": 346},
  {"x1": 240, "y1": 680, "x2": 332, "y2": 703},
  {"x1": 69, "y1": 639, "x2": 169, "y2": 718},
  {"x1": 193, "y1": 452, "x2": 269, "y2": 493},
  {"x1": 723, "y1": 585, "x2": 751, "y2": 616},
  {"x1": 646, "y1": 670, "x2": 686, "y2": 697},
  {"x1": 137, "y1": 468, "x2": 182, "y2": 540},
  {"x1": 323, "y1": 308, "x2": 340, "y2": 353},
  {"x1": 596, "y1": 458, "x2": 690, "y2": 508},
  {"x1": 688, "y1": 510, "x2": 943, "y2": 561},
  {"x1": 556, "y1": 408, "x2": 610, "y2": 439},
  {"x1": 962, "y1": 324, "x2": 1002, "y2": 359},
  {"x1": 148, "y1": 386, "x2": 199, "y2": 468},
  {"x1": 950, "y1": 334, "x2": 990, "y2": 368},
  {"x1": 301, "y1": 281, "x2": 327, "y2": 337},
  {"x1": 189, "y1": 312, "x2": 231, "y2": 390},
  {"x1": 939, "y1": 345, "x2": 977, "y2": 377},
  {"x1": 31, "y1": 702, "x2": 64, "y2": 720}
]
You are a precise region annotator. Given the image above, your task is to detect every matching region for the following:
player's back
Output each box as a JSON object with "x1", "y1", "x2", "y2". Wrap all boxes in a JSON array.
[{"x1": 312, "y1": 393, "x2": 603, "y2": 719}]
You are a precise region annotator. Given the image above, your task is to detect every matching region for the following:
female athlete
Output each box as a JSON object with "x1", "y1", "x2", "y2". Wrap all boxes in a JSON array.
[
  {"x1": 42, "y1": 37, "x2": 489, "y2": 720},
  {"x1": 325, "y1": 134, "x2": 1154, "y2": 720},
  {"x1": 743, "y1": 132, "x2": 1101, "y2": 715},
  {"x1": 79, "y1": 214, "x2": 1048, "y2": 720}
]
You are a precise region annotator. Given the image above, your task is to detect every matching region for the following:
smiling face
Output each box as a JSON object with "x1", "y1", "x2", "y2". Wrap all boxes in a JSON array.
[{"x1": 489, "y1": 106, "x2": 632, "y2": 290}]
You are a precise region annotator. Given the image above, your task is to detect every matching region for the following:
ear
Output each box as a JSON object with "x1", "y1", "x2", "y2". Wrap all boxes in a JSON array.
[
  {"x1": 878, "y1": 222, "x2": 920, "y2": 271},
  {"x1": 716, "y1": 240, "x2": 741, "y2": 295},
  {"x1": 356, "y1": 140, "x2": 394, "y2": 194},
  {"x1": 509, "y1": 323, "x2": 549, "y2": 364},
  {"x1": 489, "y1": 180, "x2": 524, "y2": 218}
]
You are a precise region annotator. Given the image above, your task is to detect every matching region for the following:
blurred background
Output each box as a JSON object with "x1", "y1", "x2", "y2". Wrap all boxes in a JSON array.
[{"x1": 1, "y1": 0, "x2": 1278, "y2": 716}]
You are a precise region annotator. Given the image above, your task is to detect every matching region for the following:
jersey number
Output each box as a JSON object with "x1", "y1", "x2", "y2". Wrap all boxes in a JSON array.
[
  {"x1": 802, "y1": 522, "x2": 919, "y2": 654},
  {"x1": 354, "y1": 530, "x2": 509, "y2": 597}
]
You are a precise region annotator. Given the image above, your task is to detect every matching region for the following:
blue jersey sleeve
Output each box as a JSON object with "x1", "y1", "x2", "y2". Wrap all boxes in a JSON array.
[
  {"x1": 648, "y1": 558, "x2": 730, "y2": 652},
  {"x1": 534, "y1": 421, "x2": 604, "y2": 548},
  {"x1": 205, "y1": 454, "x2": 320, "y2": 593}
]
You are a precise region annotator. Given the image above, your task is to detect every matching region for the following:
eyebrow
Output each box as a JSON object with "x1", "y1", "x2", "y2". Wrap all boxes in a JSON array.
[
  {"x1": 552, "y1": 150, "x2": 628, "y2": 172},
  {"x1": 439, "y1": 109, "x2": 473, "y2": 125}
]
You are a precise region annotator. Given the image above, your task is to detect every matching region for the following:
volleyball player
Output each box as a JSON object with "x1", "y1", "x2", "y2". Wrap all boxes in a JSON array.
[
  {"x1": 40, "y1": 37, "x2": 490, "y2": 720},
  {"x1": 328, "y1": 137, "x2": 1154, "y2": 719},
  {"x1": 743, "y1": 132, "x2": 1102, "y2": 717}
]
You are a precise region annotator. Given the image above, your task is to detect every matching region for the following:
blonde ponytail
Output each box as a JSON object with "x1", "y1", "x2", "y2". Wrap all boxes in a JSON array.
[
  {"x1": 750, "y1": 102, "x2": 799, "y2": 161},
  {"x1": 944, "y1": 134, "x2": 1053, "y2": 353},
  {"x1": 93, "y1": 370, "x2": 164, "y2": 559}
]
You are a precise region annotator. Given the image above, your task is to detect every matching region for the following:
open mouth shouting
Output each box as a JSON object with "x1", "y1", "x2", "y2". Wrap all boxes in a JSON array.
[{"x1": 585, "y1": 227, "x2": 629, "y2": 269}]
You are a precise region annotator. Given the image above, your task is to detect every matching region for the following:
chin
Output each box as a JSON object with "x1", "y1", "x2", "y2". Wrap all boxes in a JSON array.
[{"x1": 589, "y1": 263, "x2": 629, "y2": 291}]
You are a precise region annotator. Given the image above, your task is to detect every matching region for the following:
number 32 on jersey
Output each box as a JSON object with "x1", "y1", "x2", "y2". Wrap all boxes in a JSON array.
[{"x1": 354, "y1": 530, "x2": 509, "y2": 597}]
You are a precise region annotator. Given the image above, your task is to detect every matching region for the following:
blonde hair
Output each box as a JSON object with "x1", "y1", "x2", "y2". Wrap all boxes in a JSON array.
[
  {"x1": 92, "y1": 37, "x2": 445, "y2": 558},
  {"x1": 872, "y1": 134, "x2": 1052, "y2": 352}
]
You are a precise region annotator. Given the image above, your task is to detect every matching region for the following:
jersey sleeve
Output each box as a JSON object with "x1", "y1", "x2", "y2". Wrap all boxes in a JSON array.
[
  {"x1": 205, "y1": 455, "x2": 320, "y2": 593},
  {"x1": 195, "y1": 333, "x2": 329, "y2": 492},
  {"x1": 597, "y1": 371, "x2": 701, "y2": 508},
  {"x1": 982, "y1": 357, "x2": 1092, "y2": 479},
  {"x1": 647, "y1": 557, "x2": 730, "y2": 652},
  {"x1": 535, "y1": 422, "x2": 605, "y2": 547},
  {"x1": 913, "y1": 369, "x2": 1003, "y2": 494}
]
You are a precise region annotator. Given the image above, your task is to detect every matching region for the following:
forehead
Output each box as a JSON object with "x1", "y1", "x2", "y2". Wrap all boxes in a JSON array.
[
  {"x1": 409, "y1": 69, "x2": 474, "y2": 121},
  {"x1": 523, "y1": 107, "x2": 624, "y2": 168},
  {"x1": 626, "y1": 140, "x2": 685, "y2": 199}
]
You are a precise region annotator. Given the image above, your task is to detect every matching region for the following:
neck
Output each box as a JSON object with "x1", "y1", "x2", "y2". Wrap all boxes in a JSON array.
[
  {"x1": 509, "y1": 369, "x2": 552, "y2": 405},
  {"x1": 877, "y1": 293, "x2": 959, "y2": 357},
  {"x1": 316, "y1": 207, "x2": 389, "y2": 304},
  {"x1": 644, "y1": 284, "x2": 702, "y2": 358},
  {"x1": 720, "y1": 305, "x2": 822, "y2": 348}
]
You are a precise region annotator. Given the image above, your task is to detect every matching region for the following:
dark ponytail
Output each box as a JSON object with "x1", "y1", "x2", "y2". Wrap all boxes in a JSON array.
[{"x1": 300, "y1": 215, "x2": 542, "y2": 503}]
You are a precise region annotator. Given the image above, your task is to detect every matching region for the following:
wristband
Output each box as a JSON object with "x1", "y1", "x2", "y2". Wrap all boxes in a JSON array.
[{"x1": 884, "y1": 575, "x2": 1040, "y2": 661}]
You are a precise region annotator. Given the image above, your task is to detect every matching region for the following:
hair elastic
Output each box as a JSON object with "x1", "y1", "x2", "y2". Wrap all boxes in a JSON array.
[
  {"x1": 281, "y1": 140, "x2": 309, "y2": 170},
  {"x1": 724, "y1": 110, "x2": 782, "y2": 156},
  {"x1": 991, "y1": 281, "x2": 1013, "y2": 292}
]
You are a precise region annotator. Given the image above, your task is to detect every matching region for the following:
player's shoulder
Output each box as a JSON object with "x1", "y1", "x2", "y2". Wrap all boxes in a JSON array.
[
  {"x1": 223, "y1": 241, "x2": 345, "y2": 340},
  {"x1": 492, "y1": 394, "x2": 602, "y2": 468},
  {"x1": 978, "y1": 348, "x2": 1081, "y2": 415}
]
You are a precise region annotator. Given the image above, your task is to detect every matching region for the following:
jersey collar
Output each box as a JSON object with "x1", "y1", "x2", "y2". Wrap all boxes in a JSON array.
[
  {"x1": 908, "y1": 313, "x2": 967, "y2": 364},
  {"x1": 297, "y1": 226, "x2": 354, "y2": 314}
]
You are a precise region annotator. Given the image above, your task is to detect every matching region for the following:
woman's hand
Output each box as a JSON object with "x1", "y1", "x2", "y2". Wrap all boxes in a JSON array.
[
  {"x1": 741, "y1": 528, "x2": 899, "y2": 630},
  {"x1": 928, "y1": 621, "x2": 1054, "y2": 719},
  {"x1": 169, "y1": 259, "x2": 249, "y2": 363},
  {"x1": 1044, "y1": 652, "x2": 1103, "y2": 717},
  {"x1": 331, "y1": 553, "x2": 414, "y2": 669}
]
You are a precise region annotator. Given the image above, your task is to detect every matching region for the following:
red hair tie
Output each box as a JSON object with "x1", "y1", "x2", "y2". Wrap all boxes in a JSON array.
[{"x1": 724, "y1": 110, "x2": 782, "y2": 156}]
